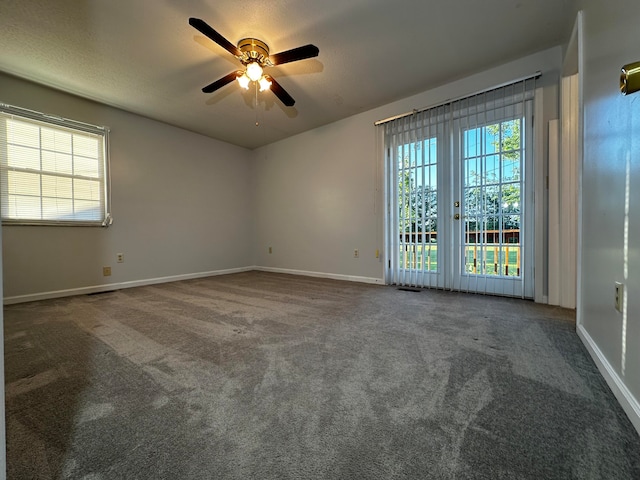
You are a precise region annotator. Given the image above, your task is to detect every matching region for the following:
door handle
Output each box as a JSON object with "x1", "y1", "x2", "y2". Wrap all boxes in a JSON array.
[{"x1": 454, "y1": 213, "x2": 460, "y2": 220}]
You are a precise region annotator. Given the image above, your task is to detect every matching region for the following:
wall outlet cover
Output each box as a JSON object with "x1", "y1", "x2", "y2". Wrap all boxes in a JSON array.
[{"x1": 615, "y1": 282, "x2": 623, "y2": 312}]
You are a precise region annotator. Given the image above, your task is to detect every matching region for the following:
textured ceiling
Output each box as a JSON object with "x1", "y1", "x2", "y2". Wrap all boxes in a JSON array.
[{"x1": 0, "y1": 0, "x2": 576, "y2": 149}]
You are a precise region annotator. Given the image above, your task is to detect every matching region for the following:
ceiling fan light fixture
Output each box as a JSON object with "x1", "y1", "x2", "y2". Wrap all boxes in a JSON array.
[
  {"x1": 246, "y1": 62, "x2": 263, "y2": 82},
  {"x1": 237, "y1": 73, "x2": 250, "y2": 90},
  {"x1": 258, "y1": 76, "x2": 272, "y2": 92}
]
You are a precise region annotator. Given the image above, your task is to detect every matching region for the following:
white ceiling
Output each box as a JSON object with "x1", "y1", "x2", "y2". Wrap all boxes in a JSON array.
[{"x1": 0, "y1": 0, "x2": 576, "y2": 149}]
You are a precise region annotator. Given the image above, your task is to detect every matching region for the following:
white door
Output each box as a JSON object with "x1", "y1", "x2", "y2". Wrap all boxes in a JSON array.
[
  {"x1": 451, "y1": 100, "x2": 534, "y2": 297},
  {"x1": 386, "y1": 107, "x2": 447, "y2": 290},
  {"x1": 386, "y1": 87, "x2": 535, "y2": 298}
]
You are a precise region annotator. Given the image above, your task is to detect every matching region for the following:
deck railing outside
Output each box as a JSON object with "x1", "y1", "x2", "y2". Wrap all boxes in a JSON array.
[{"x1": 399, "y1": 230, "x2": 521, "y2": 277}]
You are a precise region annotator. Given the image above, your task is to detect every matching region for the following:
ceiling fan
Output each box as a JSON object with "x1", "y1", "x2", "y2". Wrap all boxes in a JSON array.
[{"x1": 189, "y1": 18, "x2": 319, "y2": 107}]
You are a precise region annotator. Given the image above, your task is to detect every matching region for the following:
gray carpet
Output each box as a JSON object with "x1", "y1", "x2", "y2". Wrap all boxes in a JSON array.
[{"x1": 4, "y1": 271, "x2": 640, "y2": 479}]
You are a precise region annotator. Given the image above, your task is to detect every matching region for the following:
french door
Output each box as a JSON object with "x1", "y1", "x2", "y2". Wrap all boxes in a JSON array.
[
  {"x1": 451, "y1": 99, "x2": 534, "y2": 296},
  {"x1": 385, "y1": 80, "x2": 535, "y2": 298}
]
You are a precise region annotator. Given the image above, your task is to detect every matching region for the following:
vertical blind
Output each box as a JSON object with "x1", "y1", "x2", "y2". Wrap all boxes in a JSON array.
[
  {"x1": 381, "y1": 75, "x2": 537, "y2": 296},
  {"x1": 384, "y1": 104, "x2": 449, "y2": 289},
  {"x1": 451, "y1": 78, "x2": 535, "y2": 297},
  {"x1": 0, "y1": 104, "x2": 110, "y2": 226}
]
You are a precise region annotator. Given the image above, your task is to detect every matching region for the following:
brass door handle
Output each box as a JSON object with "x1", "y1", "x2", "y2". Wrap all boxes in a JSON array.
[{"x1": 454, "y1": 213, "x2": 460, "y2": 220}]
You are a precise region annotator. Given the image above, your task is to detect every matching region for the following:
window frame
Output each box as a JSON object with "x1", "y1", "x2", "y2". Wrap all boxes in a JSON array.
[{"x1": 0, "y1": 103, "x2": 112, "y2": 227}]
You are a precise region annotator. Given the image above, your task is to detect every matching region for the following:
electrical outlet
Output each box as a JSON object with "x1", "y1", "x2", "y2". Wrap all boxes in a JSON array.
[
  {"x1": 103, "y1": 266, "x2": 112, "y2": 277},
  {"x1": 117, "y1": 253, "x2": 124, "y2": 263},
  {"x1": 354, "y1": 249, "x2": 359, "y2": 258},
  {"x1": 615, "y1": 282, "x2": 623, "y2": 312},
  {"x1": 268, "y1": 246, "x2": 272, "y2": 254}
]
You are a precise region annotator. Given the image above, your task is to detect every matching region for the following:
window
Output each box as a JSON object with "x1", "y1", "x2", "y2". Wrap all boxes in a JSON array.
[{"x1": 0, "y1": 103, "x2": 111, "y2": 226}]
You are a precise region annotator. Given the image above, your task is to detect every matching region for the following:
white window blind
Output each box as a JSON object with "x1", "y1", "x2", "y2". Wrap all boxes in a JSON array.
[
  {"x1": 0, "y1": 104, "x2": 111, "y2": 226},
  {"x1": 379, "y1": 74, "x2": 537, "y2": 298}
]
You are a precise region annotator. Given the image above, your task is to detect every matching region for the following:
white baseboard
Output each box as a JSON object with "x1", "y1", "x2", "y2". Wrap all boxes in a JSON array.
[
  {"x1": 4, "y1": 266, "x2": 384, "y2": 305},
  {"x1": 254, "y1": 266, "x2": 384, "y2": 286},
  {"x1": 3, "y1": 266, "x2": 254, "y2": 305},
  {"x1": 577, "y1": 324, "x2": 640, "y2": 435}
]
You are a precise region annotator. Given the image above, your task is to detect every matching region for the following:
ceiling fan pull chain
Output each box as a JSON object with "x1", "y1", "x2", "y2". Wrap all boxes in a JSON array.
[{"x1": 255, "y1": 82, "x2": 260, "y2": 126}]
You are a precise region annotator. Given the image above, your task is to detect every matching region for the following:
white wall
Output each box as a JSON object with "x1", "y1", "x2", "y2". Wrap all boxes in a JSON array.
[
  {"x1": 252, "y1": 114, "x2": 383, "y2": 283},
  {"x1": 576, "y1": 0, "x2": 640, "y2": 431},
  {"x1": 0, "y1": 219, "x2": 5, "y2": 478},
  {"x1": 1, "y1": 72, "x2": 254, "y2": 301},
  {"x1": 1, "y1": 48, "x2": 563, "y2": 297},
  {"x1": 252, "y1": 47, "x2": 562, "y2": 285}
]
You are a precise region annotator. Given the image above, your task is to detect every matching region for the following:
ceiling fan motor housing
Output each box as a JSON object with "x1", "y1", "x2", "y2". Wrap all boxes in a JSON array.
[{"x1": 238, "y1": 38, "x2": 272, "y2": 66}]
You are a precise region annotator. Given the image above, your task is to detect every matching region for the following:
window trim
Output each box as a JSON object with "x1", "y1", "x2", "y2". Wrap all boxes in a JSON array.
[{"x1": 0, "y1": 102, "x2": 112, "y2": 227}]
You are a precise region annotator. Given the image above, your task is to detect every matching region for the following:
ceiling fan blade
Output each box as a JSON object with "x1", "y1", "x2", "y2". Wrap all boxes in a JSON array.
[
  {"x1": 269, "y1": 44, "x2": 319, "y2": 66},
  {"x1": 189, "y1": 18, "x2": 241, "y2": 57},
  {"x1": 267, "y1": 76, "x2": 295, "y2": 107},
  {"x1": 202, "y1": 71, "x2": 241, "y2": 93}
]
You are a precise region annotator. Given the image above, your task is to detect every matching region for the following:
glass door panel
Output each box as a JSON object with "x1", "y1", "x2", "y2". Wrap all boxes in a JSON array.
[
  {"x1": 453, "y1": 102, "x2": 533, "y2": 297},
  {"x1": 385, "y1": 80, "x2": 535, "y2": 298},
  {"x1": 396, "y1": 137, "x2": 440, "y2": 285}
]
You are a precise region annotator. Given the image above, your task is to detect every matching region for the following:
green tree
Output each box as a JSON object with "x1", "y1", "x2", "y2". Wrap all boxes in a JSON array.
[
  {"x1": 465, "y1": 120, "x2": 522, "y2": 233},
  {"x1": 398, "y1": 120, "x2": 522, "y2": 239},
  {"x1": 398, "y1": 157, "x2": 437, "y2": 234},
  {"x1": 487, "y1": 120, "x2": 521, "y2": 159}
]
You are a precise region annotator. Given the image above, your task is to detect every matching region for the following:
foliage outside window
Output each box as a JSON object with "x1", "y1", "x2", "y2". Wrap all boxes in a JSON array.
[{"x1": 0, "y1": 104, "x2": 111, "y2": 226}]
